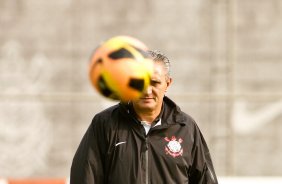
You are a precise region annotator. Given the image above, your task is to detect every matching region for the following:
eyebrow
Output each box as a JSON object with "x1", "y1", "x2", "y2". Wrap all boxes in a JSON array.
[{"x1": 151, "y1": 78, "x2": 161, "y2": 83}]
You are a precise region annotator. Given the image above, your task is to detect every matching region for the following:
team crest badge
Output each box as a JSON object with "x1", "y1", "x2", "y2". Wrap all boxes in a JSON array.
[{"x1": 164, "y1": 136, "x2": 183, "y2": 157}]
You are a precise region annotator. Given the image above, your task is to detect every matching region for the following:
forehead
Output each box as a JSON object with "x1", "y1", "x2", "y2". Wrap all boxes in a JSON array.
[{"x1": 152, "y1": 62, "x2": 167, "y2": 78}]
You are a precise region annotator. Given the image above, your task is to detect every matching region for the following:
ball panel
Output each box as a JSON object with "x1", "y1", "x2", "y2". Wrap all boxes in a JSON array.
[
  {"x1": 96, "y1": 75, "x2": 120, "y2": 100},
  {"x1": 131, "y1": 46, "x2": 150, "y2": 59},
  {"x1": 107, "y1": 36, "x2": 148, "y2": 50},
  {"x1": 108, "y1": 48, "x2": 135, "y2": 60},
  {"x1": 97, "y1": 75, "x2": 113, "y2": 97},
  {"x1": 89, "y1": 59, "x2": 104, "y2": 91},
  {"x1": 128, "y1": 78, "x2": 145, "y2": 92}
]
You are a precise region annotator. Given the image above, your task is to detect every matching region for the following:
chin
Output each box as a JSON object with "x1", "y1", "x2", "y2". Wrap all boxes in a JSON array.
[{"x1": 137, "y1": 102, "x2": 156, "y2": 111}]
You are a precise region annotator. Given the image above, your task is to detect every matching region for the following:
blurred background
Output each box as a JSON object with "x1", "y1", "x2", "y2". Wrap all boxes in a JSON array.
[{"x1": 1, "y1": 0, "x2": 282, "y2": 182}]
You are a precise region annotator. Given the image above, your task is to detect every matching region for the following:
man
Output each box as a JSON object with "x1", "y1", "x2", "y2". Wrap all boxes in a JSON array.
[{"x1": 70, "y1": 50, "x2": 218, "y2": 184}]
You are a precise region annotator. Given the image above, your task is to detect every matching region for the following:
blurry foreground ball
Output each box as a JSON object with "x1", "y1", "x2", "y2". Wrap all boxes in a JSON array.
[{"x1": 89, "y1": 36, "x2": 154, "y2": 101}]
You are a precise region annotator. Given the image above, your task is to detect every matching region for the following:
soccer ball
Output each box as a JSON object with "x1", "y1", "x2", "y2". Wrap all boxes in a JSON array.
[{"x1": 89, "y1": 36, "x2": 154, "y2": 101}]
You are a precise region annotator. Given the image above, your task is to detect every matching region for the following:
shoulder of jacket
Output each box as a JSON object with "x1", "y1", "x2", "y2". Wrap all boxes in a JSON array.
[
  {"x1": 174, "y1": 110, "x2": 202, "y2": 134},
  {"x1": 90, "y1": 104, "x2": 120, "y2": 126},
  {"x1": 178, "y1": 111, "x2": 197, "y2": 126},
  {"x1": 97, "y1": 104, "x2": 119, "y2": 116},
  {"x1": 163, "y1": 96, "x2": 198, "y2": 128}
]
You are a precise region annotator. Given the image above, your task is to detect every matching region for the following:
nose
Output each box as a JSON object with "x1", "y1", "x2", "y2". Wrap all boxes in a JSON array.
[{"x1": 144, "y1": 85, "x2": 153, "y2": 94}]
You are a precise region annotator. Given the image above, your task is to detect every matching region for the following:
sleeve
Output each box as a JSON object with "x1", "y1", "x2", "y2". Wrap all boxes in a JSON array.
[
  {"x1": 70, "y1": 115, "x2": 107, "y2": 184},
  {"x1": 189, "y1": 124, "x2": 218, "y2": 184}
]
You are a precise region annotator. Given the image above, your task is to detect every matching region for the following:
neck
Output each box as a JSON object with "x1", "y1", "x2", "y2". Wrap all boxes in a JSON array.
[
  {"x1": 136, "y1": 112, "x2": 158, "y2": 124},
  {"x1": 132, "y1": 105, "x2": 162, "y2": 124}
]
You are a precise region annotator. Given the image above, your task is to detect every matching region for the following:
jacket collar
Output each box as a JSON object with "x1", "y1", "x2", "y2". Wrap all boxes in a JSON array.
[
  {"x1": 119, "y1": 96, "x2": 186, "y2": 126},
  {"x1": 162, "y1": 96, "x2": 186, "y2": 126}
]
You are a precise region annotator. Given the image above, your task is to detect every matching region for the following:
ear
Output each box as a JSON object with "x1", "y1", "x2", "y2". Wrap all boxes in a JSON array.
[{"x1": 165, "y1": 77, "x2": 172, "y2": 91}]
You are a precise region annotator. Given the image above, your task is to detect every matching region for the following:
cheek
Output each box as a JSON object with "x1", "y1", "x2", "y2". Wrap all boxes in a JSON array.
[
  {"x1": 160, "y1": 84, "x2": 169, "y2": 92},
  {"x1": 153, "y1": 86, "x2": 166, "y2": 96}
]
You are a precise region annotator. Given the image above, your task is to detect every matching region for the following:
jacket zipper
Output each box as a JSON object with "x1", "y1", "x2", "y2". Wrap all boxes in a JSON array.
[{"x1": 145, "y1": 137, "x2": 149, "y2": 184}]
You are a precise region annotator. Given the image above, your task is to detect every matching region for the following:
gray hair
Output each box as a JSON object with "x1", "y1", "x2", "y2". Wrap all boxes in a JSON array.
[{"x1": 147, "y1": 50, "x2": 171, "y2": 79}]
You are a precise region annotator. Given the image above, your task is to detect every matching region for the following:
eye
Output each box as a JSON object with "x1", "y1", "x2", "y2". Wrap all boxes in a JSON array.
[{"x1": 150, "y1": 79, "x2": 161, "y2": 86}]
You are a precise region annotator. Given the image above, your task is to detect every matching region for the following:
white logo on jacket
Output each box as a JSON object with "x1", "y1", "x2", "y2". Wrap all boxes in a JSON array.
[{"x1": 164, "y1": 136, "x2": 183, "y2": 157}]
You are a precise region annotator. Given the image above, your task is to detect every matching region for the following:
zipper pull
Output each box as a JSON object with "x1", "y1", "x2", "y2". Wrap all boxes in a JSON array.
[{"x1": 145, "y1": 137, "x2": 148, "y2": 150}]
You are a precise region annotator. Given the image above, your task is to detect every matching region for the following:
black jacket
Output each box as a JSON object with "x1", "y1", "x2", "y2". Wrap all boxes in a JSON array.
[{"x1": 70, "y1": 97, "x2": 218, "y2": 184}]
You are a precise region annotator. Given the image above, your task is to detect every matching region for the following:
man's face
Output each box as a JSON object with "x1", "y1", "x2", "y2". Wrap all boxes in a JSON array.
[{"x1": 132, "y1": 61, "x2": 172, "y2": 113}]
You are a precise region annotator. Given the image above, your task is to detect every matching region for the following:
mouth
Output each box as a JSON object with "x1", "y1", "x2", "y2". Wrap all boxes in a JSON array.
[{"x1": 140, "y1": 96, "x2": 155, "y2": 101}]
